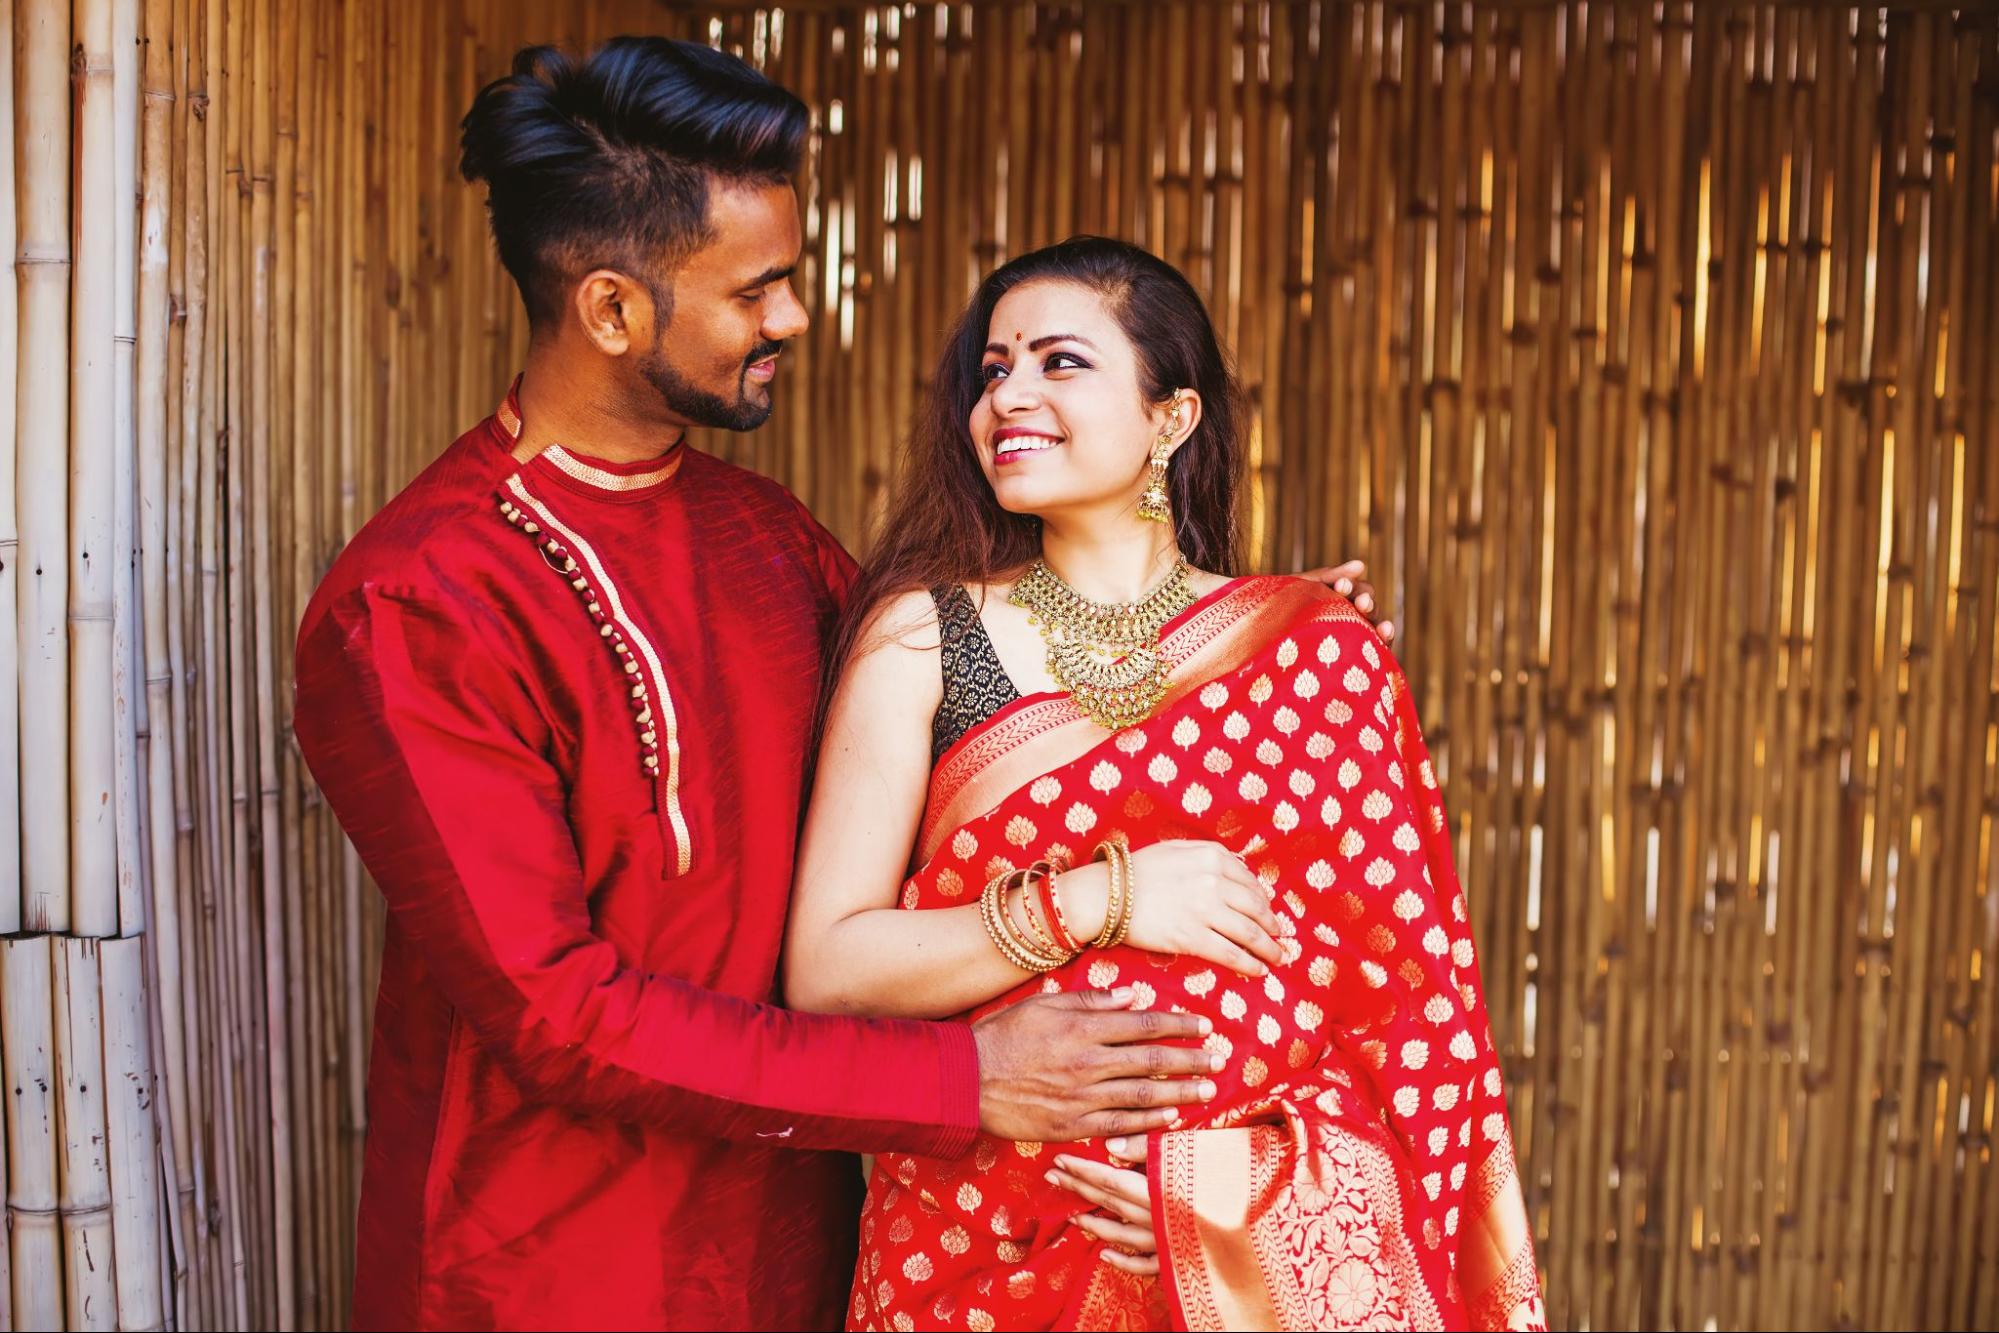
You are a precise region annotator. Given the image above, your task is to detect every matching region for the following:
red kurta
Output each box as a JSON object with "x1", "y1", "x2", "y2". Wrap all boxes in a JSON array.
[{"x1": 294, "y1": 387, "x2": 979, "y2": 1331}]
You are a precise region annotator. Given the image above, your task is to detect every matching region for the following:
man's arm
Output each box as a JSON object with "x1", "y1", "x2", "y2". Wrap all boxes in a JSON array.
[
  {"x1": 295, "y1": 579, "x2": 1220, "y2": 1152},
  {"x1": 295, "y1": 580, "x2": 979, "y2": 1155}
]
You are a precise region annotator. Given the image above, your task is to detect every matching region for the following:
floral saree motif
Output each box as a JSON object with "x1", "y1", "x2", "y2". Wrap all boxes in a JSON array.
[{"x1": 849, "y1": 576, "x2": 1544, "y2": 1332}]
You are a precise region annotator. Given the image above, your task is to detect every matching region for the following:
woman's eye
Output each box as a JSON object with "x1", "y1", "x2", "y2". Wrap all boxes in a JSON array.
[
  {"x1": 1045, "y1": 352, "x2": 1090, "y2": 372},
  {"x1": 980, "y1": 362, "x2": 1009, "y2": 383}
]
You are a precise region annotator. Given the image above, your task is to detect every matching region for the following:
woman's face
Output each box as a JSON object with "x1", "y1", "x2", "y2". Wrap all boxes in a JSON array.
[{"x1": 970, "y1": 280, "x2": 1188, "y2": 524}]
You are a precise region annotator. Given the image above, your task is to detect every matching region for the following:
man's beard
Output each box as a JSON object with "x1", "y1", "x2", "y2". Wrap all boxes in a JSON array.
[{"x1": 639, "y1": 339, "x2": 783, "y2": 433}]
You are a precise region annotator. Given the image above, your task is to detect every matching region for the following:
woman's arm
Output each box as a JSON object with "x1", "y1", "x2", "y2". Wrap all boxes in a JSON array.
[
  {"x1": 783, "y1": 591, "x2": 1286, "y2": 1020},
  {"x1": 784, "y1": 590, "x2": 1105, "y2": 1018}
]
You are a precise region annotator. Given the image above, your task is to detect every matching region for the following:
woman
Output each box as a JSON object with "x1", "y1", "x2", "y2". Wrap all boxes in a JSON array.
[{"x1": 784, "y1": 237, "x2": 1543, "y2": 1332}]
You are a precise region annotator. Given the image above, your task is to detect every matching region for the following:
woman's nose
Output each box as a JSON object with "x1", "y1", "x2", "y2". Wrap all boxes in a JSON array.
[{"x1": 989, "y1": 372, "x2": 1039, "y2": 413}]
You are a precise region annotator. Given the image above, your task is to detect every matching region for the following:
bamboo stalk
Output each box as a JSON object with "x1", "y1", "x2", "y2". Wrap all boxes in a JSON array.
[
  {"x1": 13, "y1": 0, "x2": 71, "y2": 935},
  {"x1": 274, "y1": 0, "x2": 319, "y2": 1316},
  {"x1": 2, "y1": 936, "x2": 60, "y2": 1331},
  {"x1": 1, "y1": 949, "x2": 9, "y2": 1333},
  {"x1": 100, "y1": 937, "x2": 164, "y2": 1331},
  {"x1": 137, "y1": 0, "x2": 194, "y2": 1317},
  {"x1": 169, "y1": 0, "x2": 218, "y2": 1319},
  {"x1": 204, "y1": 0, "x2": 252, "y2": 1318},
  {"x1": 246, "y1": 0, "x2": 299, "y2": 1318},
  {"x1": 53, "y1": 938, "x2": 117, "y2": 1330},
  {"x1": 0, "y1": 0, "x2": 18, "y2": 941},
  {"x1": 111, "y1": 0, "x2": 147, "y2": 940},
  {"x1": 70, "y1": 0, "x2": 122, "y2": 940}
]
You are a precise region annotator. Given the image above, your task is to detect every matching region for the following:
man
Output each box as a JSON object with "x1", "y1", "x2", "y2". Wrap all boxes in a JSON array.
[{"x1": 295, "y1": 37, "x2": 1383, "y2": 1331}]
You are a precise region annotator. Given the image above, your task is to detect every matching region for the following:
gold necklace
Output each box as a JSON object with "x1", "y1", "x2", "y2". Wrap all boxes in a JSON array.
[{"x1": 1009, "y1": 558, "x2": 1196, "y2": 729}]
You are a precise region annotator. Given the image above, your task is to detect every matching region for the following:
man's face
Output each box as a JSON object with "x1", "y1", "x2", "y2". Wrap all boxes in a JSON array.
[{"x1": 640, "y1": 179, "x2": 808, "y2": 432}]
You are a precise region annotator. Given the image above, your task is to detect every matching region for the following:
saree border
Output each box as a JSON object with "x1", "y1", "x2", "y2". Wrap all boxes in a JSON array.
[
  {"x1": 916, "y1": 577, "x2": 1353, "y2": 863},
  {"x1": 1156, "y1": 1116, "x2": 1447, "y2": 1332}
]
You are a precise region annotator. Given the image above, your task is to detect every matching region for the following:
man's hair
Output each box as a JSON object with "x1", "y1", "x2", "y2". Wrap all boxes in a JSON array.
[{"x1": 459, "y1": 37, "x2": 808, "y2": 327}]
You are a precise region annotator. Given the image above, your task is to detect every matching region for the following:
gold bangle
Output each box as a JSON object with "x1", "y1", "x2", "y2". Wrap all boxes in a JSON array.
[
  {"x1": 981, "y1": 872, "x2": 1070, "y2": 972},
  {"x1": 1090, "y1": 839, "x2": 1133, "y2": 950},
  {"x1": 1105, "y1": 840, "x2": 1136, "y2": 948},
  {"x1": 979, "y1": 876, "x2": 1039, "y2": 972},
  {"x1": 1087, "y1": 848, "x2": 1115, "y2": 949}
]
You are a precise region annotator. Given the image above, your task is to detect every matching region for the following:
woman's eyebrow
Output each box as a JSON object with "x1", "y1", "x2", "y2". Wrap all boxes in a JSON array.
[{"x1": 984, "y1": 333, "x2": 1100, "y2": 355}]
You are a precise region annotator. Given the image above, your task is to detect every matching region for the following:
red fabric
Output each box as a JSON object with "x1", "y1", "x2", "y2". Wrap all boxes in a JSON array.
[
  {"x1": 851, "y1": 581, "x2": 1537, "y2": 1332},
  {"x1": 294, "y1": 407, "x2": 977, "y2": 1331}
]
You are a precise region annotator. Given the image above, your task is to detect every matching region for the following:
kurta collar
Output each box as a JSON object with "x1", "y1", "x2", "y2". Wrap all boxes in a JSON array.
[{"x1": 493, "y1": 374, "x2": 685, "y2": 497}]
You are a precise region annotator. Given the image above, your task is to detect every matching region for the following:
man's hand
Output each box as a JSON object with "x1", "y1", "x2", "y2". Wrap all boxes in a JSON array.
[
  {"x1": 972, "y1": 989, "x2": 1218, "y2": 1143},
  {"x1": 1297, "y1": 558, "x2": 1395, "y2": 643}
]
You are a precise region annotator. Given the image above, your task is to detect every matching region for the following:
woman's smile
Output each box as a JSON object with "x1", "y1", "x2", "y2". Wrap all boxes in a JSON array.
[{"x1": 991, "y1": 425, "x2": 1065, "y2": 464}]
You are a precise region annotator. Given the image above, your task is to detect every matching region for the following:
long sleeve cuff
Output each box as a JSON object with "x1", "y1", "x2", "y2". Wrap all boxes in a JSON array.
[{"x1": 925, "y1": 1021, "x2": 982, "y2": 1160}]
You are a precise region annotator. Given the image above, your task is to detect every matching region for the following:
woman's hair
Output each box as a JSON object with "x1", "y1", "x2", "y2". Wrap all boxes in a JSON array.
[
  {"x1": 459, "y1": 38, "x2": 808, "y2": 327},
  {"x1": 825, "y1": 235, "x2": 1247, "y2": 689}
]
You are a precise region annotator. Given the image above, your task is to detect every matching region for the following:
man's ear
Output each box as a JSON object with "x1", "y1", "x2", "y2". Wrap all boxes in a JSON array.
[{"x1": 572, "y1": 268, "x2": 657, "y2": 356}]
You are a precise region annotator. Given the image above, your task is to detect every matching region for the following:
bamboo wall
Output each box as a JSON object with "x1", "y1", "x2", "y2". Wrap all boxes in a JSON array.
[{"x1": 1, "y1": 2, "x2": 1994, "y2": 1330}]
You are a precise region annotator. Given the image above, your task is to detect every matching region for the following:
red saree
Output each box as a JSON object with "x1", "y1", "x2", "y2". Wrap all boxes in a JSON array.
[{"x1": 849, "y1": 577, "x2": 1544, "y2": 1332}]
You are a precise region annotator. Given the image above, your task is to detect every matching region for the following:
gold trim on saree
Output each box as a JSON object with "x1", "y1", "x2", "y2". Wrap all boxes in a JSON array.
[
  {"x1": 917, "y1": 578, "x2": 1356, "y2": 863},
  {"x1": 1459, "y1": 1124, "x2": 1544, "y2": 1330},
  {"x1": 1158, "y1": 1116, "x2": 1447, "y2": 1331},
  {"x1": 1161, "y1": 1128, "x2": 1281, "y2": 1331}
]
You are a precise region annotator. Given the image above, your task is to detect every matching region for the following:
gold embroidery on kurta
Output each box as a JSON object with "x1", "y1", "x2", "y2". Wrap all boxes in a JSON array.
[{"x1": 500, "y1": 475, "x2": 693, "y2": 876}]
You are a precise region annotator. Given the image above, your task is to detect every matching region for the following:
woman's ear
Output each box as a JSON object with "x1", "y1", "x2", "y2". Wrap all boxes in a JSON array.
[{"x1": 1159, "y1": 390, "x2": 1204, "y2": 460}]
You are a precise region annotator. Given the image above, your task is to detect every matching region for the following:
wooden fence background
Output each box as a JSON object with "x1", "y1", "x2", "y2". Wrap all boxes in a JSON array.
[{"x1": 1, "y1": 2, "x2": 1995, "y2": 1329}]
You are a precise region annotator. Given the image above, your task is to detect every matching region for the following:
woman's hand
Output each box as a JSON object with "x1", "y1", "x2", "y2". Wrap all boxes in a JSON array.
[
  {"x1": 1049, "y1": 1138, "x2": 1157, "y2": 1274},
  {"x1": 1120, "y1": 840, "x2": 1286, "y2": 977}
]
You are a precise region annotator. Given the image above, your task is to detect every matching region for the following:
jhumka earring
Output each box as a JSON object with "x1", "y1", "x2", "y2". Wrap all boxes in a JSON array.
[{"x1": 1137, "y1": 399, "x2": 1180, "y2": 524}]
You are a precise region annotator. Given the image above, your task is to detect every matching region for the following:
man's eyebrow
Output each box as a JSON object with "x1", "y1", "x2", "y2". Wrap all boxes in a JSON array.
[{"x1": 741, "y1": 264, "x2": 796, "y2": 290}]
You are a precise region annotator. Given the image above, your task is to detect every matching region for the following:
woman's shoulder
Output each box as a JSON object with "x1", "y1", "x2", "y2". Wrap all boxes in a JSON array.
[
  {"x1": 853, "y1": 586, "x2": 946, "y2": 658},
  {"x1": 1201, "y1": 571, "x2": 1352, "y2": 621},
  {"x1": 1223, "y1": 574, "x2": 1394, "y2": 661},
  {"x1": 1233, "y1": 571, "x2": 1340, "y2": 598},
  {"x1": 828, "y1": 586, "x2": 947, "y2": 721}
]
